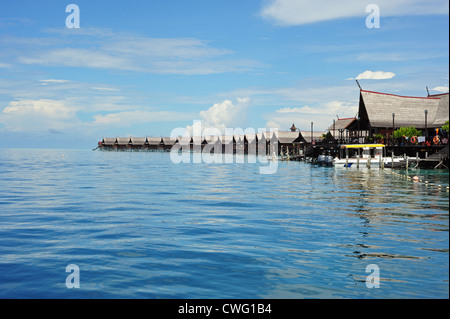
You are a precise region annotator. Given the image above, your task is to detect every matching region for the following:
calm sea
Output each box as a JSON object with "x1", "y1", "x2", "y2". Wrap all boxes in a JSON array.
[{"x1": 0, "y1": 149, "x2": 448, "y2": 299}]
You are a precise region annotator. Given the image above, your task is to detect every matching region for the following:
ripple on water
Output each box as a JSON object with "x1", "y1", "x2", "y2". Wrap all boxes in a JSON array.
[{"x1": 0, "y1": 149, "x2": 448, "y2": 298}]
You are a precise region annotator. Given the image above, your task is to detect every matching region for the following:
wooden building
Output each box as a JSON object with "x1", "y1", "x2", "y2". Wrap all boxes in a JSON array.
[
  {"x1": 358, "y1": 89, "x2": 449, "y2": 138},
  {"x1": 327, "y1": 117, "x2": 369, "y2": 143}
]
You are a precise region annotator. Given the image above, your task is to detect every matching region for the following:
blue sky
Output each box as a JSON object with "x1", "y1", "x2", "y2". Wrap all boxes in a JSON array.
[{"x1": 0, "y1": 0, "x2": 448, "y2": 148}]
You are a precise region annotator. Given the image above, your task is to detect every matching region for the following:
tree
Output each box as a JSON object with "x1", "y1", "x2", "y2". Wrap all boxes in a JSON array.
[
  {"x1": 442, "y1": 120, "x2": 449, "y2": 133},
  {"x1": 393, "y1": 126, "x2": 422, "y2": 139}
]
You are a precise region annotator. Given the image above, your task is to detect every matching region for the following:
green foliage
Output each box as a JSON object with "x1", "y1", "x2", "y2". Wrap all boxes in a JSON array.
[
  {"x1": 442, "y1": 121, "x2": 449, "y2": 132},
  {"x1": 374, "y1": 133, "x2": 384, "y2": 140},
  {"x1": 393, "y1": 126, "x2": 422, "y2": 139},
  {"x1": 321, "y1": 132, "x2": 334, "y2": 140}
]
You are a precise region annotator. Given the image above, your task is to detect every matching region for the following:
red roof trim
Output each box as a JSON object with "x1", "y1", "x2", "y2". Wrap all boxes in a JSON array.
[
  {"x1": 337, "y1": 117, "x2": 357, "y2": 121},
  {"x1": 361, "y1": 89, "x2": 440, "y2": 100},
  {"x1": 428, "y1": 93, "x2": 449, "y2": 97}
]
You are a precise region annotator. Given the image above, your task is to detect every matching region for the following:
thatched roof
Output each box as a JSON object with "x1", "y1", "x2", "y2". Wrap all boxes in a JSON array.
[
  {"x1": 233, "y1": 134, "x2": 245, "y2": 143},
  {"x1": 276, "y1": 131, "x2": 300, "y2": 144},
  {"x1": 359, "y1": 90, "x2": 449, "y2": 129},
  {"x1": 245, "y1": 133, "x2": 257, "y2": 143},
  {"x1": 102, "y1": 137, "x2": 116, "y2": 145},
  {"x1": 327, "y1": 118, "x2": 357, "y2": 131},
  {"x1": 219, "y1": 135, "x2": 234, "y2": 144},
  {"x1": 256, "y1": 132, "x2": 265, "y2": 142},
  {"x1": 263, "y1": 131, "x2": 274, "y2": 141},
  {"x1": 191, "y1": 136, "x2": 203, "y2": 145},
  {"x1": 147, "y1": 137, "x2": 162, "y2": 145},
  {"x1": 203, "y1": 135, "x2": 219, "y2": 144},
  {"x1": 130, "y1": 137, "x2": 146, "y2": 145},
  {"x1": 429, "y1": 93, "x2": 449, "y2": 127},
  {"x1": 299, "y1": 130, "x2": 326, "y2": 143},
  {"x1": 290, "y1": 123, "x2": 297, "y2": 131},
  {"x1": 116, "y1": 137, "x2": 131, "y2": 145},
  {"x1": 162, "y1": 137, "x2": 178, "y2": 146}
]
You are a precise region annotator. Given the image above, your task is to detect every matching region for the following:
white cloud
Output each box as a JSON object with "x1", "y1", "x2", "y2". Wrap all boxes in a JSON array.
[
  {"x1": 354, "y1": 70, "x2": 396, "y2": 80},
  {"x1": 260, "y1": 0, "x2": 449, "y2": 26},
  {"x1": 39, "y1": 79, "x2": 69, "y2": 83},
  {"x1": 3, "y1": 99, "x2": 73, "y2": 118},
  {"x1": 0, "y1": 99, "x2": 78, "y2": 132},
  {"x1": 186, "y1": 97, "x2": 251, "y2": 134},
  {"x1": 276, "y1": 106, "x2": 319, "y2": 114},
  {"x1": 266, "y1": 100, "x2": 358, "y2": 131},
  {"x1": 431, "y1": 86, "x2": 449, "y2": 92},
  {"x1": 0, "y1": 62, "x2": 12, "y2": 68},
  {"x1": 39, "y1": 79, "x2": 69, "y2": 85},
  {"x1": 93, "y1": 110, "x2": 191, "y2": 126},
  {"x1": 15, "y1": 29, "x2": 265, "y2": 75},
  {"x1": 91, "y1": 87, "x2": 120, "y2": 92},
  {"x1": 19, "y1": 48, "x2": 129, "y2": 70}
]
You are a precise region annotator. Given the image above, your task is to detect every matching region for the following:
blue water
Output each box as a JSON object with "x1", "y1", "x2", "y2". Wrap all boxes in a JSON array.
[{"x1": 0, "y1": 149, "x2": 448, "y2": 299}]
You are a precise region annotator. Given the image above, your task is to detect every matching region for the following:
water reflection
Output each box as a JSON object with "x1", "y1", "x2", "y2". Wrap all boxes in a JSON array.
[{"x1": 0, "y1": 150, "x2": 448, "y2": 298}]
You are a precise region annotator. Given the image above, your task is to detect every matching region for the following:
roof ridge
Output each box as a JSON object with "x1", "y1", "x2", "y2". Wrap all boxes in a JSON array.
[{"x1": 361, "y1": 89, "x2": 440, "y2": 100}]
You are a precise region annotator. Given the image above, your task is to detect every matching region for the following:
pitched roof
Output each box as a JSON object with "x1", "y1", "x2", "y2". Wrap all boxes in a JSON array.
[
  {"x1": 245, "y1": 133, "x2": 257, "y2": 143},
  {"x1": 327, "y1": 118, "x2": 357, "y2": 131},
  {"x1": 116, "y1": 137, "x2": 131, "y2": 145},
  {"x1": 102, "y1": 137, "x2": 116, "y2": 145},
  {"x1": 233, "y1": 134, "x2": 245, "y2": 143},
  {"x1": 276, "y1": 131, "x2": 300, "y2": 144},
  {"x1": 359, "y1": 90, "x2": 448, "y2": 129},
  {"x1": 299, "y1": 130, "x2": 326, "y2": 143},
  {"x1": 433, "y1": 93, "x2": 449, "y2": 127},
  {"x1": 147, "y1": 137, "x2": 162, "y2": 145},
  {"x1": 219, "y1": 135, "x2": 234, "y2": 144},
  {"x1": 203, "y1": 135, "x2": 219, "y2": 144},
  {"x1": 130, "y1": 137, "x2": 146, "y2": 145},
  {"x1": 161, "y1": 137, "x2": 178, "y2": 145}
]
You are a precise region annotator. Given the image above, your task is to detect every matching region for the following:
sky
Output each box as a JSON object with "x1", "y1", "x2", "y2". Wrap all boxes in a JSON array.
[{"x1": 0, "y1": 0, "x2": 448, "y2": 149}]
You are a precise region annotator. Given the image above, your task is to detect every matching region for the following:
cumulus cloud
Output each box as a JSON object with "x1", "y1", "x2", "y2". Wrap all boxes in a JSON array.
[
  {"x1": 0, "y1": 99, "x2": 77, "y2": 132},
  {"x1": 186, "y1": 97, "x2": 251, "y2": 135},
  {"x1": 3, "y1": 99, "x2": 73, "y2": 118},
  {"x1": 350, "y1": 70, "x2": 396, "y2": 80},
  {"x1": 260, "y1": 0, "x2": 449, "y2": 26},
  {"x1": 431, "y1": 86, "x2": 449, "y2": 93}
]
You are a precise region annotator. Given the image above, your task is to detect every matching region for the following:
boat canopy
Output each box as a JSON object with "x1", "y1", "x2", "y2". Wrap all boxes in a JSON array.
[{"x1": 341, "y1": 144, "x2": 385, "y2": 149}]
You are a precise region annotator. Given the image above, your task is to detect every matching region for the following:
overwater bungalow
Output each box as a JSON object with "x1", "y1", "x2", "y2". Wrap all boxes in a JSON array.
[
  {"x1": 299, "y1": 130, "x2": 326, "y2": 145},
  {"x1": 101, "y1": 137, "x2": 116, "y2": 149},
  {"x1": 130, "y1": 137, "x2": 147, "y2": 150},
  {"x1": 358, "y1": 89, "x2": 449, "y2": 142},
  {"x1": 162, "y1": 137, "x2": 178, "y2": 151},
  {"x1": 147, "y1": 137, "x2": 163, "y2": 150},
  {"x1": 327, "y1": 117, "x2": 369, "y2": 144},
  {"x1": 116, "y1": 137, "x2": 131, "y2": 150},
  {"x1": 277, "y1": 131, "x2": 301, "y2": 154}
]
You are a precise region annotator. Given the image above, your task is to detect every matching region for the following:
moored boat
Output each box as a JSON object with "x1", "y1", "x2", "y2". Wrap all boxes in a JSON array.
[{"x1": 333, "y1": 144, "x2": 405, "y2": 168}]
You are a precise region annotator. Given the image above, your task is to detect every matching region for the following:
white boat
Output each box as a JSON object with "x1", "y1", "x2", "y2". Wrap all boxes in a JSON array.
[
  {"x1": 333, "y1": 144, "x2": 405, "y2": 168},
  {"x1": 318, "y1": 154, "x2": 334, "y2": 166}
]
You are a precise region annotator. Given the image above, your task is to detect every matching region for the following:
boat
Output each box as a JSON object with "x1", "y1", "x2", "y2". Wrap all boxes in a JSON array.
[
  {"x1": 318, "y1": 153, "x2": 334, "y2": 166},
  {"x1": 333, "y1": 144, "x2": 405, "y2": 168}
]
